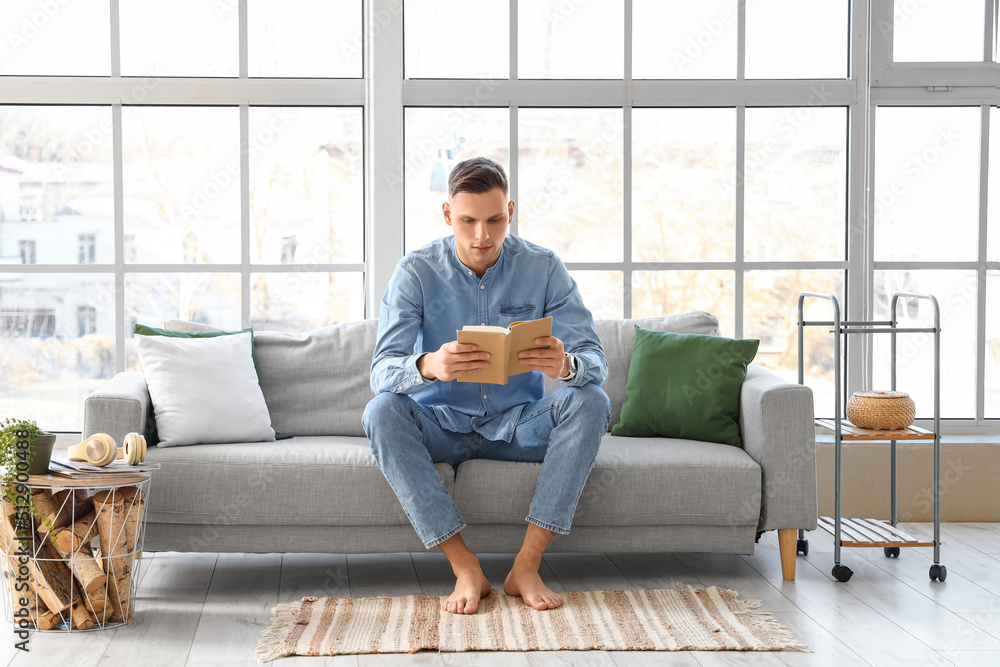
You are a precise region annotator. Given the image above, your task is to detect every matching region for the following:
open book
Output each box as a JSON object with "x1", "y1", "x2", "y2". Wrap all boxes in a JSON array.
[{"x1": 456, "y1": 316, "x2": 553, "y2": 385}]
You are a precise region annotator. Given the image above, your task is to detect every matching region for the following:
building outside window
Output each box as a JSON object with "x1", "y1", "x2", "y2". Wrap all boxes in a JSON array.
[
  {"x1": 18, "y1": 239, "x2": 35, "y2": 264},
  {"x1": 77, "y1": 233, "x2": 96, "y2": 264}
]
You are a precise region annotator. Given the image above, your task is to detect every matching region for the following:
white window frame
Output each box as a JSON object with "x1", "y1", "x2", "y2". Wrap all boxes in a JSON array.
[
  {"x1": 0, "y1": 0, "x2": 995, "y2": 432},
  {"x1": 867, "y1": 0, "x2": 1000, "y2": 429}
]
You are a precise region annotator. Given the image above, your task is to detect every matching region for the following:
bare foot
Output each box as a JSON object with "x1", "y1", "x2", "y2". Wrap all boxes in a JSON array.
[
  {"x1": 503, "y1": 558, "x2": 563, "y2": 610},
  {"x1": 442, "y1": 564, "x2": 492, "y2": 615}
]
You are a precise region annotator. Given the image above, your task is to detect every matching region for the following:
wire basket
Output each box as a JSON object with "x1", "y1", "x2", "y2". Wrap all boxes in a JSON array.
[
  {"x1": 1, "y1": 476, "x2": 150, "y2": 632},
  {"x1": 846, "y1": 390, "x2": 916, "y2": 430}
]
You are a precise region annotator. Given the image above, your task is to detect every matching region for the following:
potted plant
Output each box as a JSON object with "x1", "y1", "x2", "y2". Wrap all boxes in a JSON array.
[{"x1": 0, "y1": 417, "x2": 56, "y2": 495}]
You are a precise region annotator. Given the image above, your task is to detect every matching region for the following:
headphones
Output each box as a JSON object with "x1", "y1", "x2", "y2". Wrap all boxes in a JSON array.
[{"x1": 67, "y1": 432, "x2": 147, "y2": 467}]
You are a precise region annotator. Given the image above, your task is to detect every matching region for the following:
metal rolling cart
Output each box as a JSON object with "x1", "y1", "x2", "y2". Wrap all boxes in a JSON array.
[{"x1": 796, "y1": 291, "x2": 945, "y2": 583}]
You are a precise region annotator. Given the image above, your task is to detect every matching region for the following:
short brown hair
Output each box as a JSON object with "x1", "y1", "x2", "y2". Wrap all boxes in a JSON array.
[{"x1": 448, "y1": 157, "x2": 508, "y2": 198}]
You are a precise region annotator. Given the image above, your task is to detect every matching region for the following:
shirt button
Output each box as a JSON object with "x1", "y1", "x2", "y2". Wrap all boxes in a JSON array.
[
  {"x1": 480, "y1": 285, "x2": 485, "y2": 290},
  {"x1": 480, "y1": 322, "x2": 485, "y2": 326},
  {"x1": 483, "y1": 394, "x2": 487, "y2": 399}
]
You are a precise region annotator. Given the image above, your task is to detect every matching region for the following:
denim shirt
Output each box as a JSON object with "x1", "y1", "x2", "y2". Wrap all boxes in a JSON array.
[{"x1": 370, "y1": 234, "x2": 608, "y2": 442}]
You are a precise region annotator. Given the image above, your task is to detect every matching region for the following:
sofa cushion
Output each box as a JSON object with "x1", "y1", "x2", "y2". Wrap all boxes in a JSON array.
[
  {"x1": 142, "y1": 436, "x2": 454, "y2": 527},
  {"x1": 544, "y1": 311, "x2": 722, "y2": 426},
  {"x1": 167, "y1": 318, "x2": 379, "y2": 437},
  {"x1": 135, "y1": 330, "x2": 275, "y2": 447},
  {"x1": 611, "y1": 328, "x2": 759, "y2": 447},
  {"x1": 453, "y1": 435, "x2": 761, "y2": 528}
]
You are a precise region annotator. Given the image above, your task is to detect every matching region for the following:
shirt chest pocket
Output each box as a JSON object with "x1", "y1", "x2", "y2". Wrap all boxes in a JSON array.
[{"x1": 498, "y1": 303, "x2": 537, "y2": 323}]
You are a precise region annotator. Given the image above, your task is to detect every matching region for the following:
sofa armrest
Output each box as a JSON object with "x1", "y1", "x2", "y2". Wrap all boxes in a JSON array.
[
  {"x1": 739, "y1": 363, "x2": 818, "y2": 532},
  {"x1": 83, "y1": 372, "x2": 157, "y2": 446}
]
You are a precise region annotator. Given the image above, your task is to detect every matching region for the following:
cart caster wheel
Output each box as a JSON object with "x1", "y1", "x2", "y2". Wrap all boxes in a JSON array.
[
  {"x1": 797, "y1": 538, "x2": 809, "y2": 556},
  {"x1": 884, "y1": 547, "x2": 900, "y2": 558},
  {"x1": 929, "y1": 564, "x2": 947, "y2": 582},
  {"x1": 832, "y1": 564, "x2": 853, "y2": 582}
]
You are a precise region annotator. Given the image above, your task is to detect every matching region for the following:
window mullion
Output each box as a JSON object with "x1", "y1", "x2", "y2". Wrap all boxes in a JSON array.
[
  {"x1": 365, "y1": 0, "x2": 405, "y2": 319},
  {"x1": 113, "y1": 103, "x2": 125, "y2": 373},
  {"x1": 977, "y1": 104, "x2": 990, "y2": 423}
]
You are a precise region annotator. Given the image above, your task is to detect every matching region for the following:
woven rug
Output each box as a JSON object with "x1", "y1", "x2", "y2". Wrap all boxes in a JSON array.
[{"x1": 255, "y1": 585, "x2": 806, "y2": 661}]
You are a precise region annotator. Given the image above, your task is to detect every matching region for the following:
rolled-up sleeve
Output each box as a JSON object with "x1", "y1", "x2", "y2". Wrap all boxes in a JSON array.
[
  {"x1": 370, "y1": 262, "x2": 437, "y2": 395},
  {"x1": 543, "y1": 257, "x2": 608, "y2": 388}
]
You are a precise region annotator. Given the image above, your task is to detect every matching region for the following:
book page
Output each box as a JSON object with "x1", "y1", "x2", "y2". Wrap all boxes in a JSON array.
[{"x1": 505, "y1": 316, "x2": 553, "y2": 376}]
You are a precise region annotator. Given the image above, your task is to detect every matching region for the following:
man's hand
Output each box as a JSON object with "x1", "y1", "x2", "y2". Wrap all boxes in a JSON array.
[
  {"x1": 418, "y1": 341, "x2": 490, "y2": 381},
  {"x1": 518, "y1": 336, "x2": 570, "y2": 380}
]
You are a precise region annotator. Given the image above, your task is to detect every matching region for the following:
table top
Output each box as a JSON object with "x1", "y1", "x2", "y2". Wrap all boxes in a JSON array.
[{"x1": 25, "y1": 472, "x2": 151, "y2": 488}]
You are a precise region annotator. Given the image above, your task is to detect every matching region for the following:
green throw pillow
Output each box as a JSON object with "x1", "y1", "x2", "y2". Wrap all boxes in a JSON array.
[
  {"x1": 133, "y1": 324, "x2": 258, "y2": 374},
  {"x1": 610, "y1": 327, "x2": 760, "y2": 447}
]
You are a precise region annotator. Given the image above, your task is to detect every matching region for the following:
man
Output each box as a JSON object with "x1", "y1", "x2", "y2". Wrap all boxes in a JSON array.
[{"x1": 363, "y1": 157, "x2": 611, "y2": 615}]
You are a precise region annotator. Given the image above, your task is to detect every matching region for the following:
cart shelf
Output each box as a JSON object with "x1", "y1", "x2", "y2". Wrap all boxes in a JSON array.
[
  {"x1": 817, "y1": 517, "x2": 935, "y2": 548},
  {"x1": 815, "y1": 419, "x2": 935, "y2": 441}
]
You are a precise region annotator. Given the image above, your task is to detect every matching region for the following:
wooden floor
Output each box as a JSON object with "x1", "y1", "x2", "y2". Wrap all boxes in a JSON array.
[{"x1": 3, "y1": 523, "x2": 1000, "y2": 666}]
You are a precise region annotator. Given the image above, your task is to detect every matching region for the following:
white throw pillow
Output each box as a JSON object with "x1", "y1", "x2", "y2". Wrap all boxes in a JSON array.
[{"x1": 135, "y1": 331, "x2": 276, "y2": 447}]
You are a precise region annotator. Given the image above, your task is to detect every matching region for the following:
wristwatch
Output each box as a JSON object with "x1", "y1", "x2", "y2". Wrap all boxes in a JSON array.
[{"x1": 560, "y1": 353, "x2": 578, "y2": 382}]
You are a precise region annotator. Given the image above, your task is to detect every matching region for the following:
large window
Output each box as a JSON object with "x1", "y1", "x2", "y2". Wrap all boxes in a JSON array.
[{"x1": 1, "y1": 1, "x2": 998, "y2": 432}]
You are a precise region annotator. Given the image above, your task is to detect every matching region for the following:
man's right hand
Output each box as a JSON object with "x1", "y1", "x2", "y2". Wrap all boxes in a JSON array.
[{"x1": 418, "y1": 342, "x2": 490, "y2": 381}]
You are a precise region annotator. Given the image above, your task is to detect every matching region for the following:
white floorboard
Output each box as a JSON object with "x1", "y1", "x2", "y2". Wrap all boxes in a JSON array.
[{"x1": 7, "y1": 524, "x2": 1000, "y2": 666}]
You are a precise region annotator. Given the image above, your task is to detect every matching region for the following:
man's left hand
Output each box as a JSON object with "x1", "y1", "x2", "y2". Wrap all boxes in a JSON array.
[{"x1": 519, "y1": 336, "x2": 570, "y2": 380}]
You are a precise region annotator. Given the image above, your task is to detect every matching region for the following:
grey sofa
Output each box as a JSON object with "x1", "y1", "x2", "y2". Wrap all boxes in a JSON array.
[{"x1": 83, "y1": 311, "x2": 817, "y2": 580}]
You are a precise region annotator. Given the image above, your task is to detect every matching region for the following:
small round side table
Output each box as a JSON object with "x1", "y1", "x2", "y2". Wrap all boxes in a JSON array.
[{"x1": 1, "y1": 472, "x2": 151, "y2": 632}]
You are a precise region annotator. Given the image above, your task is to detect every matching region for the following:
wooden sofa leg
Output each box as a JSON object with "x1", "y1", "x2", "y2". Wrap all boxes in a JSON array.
[{"x1": 778, "y1": 529, "x2": 796, "y2": 581}]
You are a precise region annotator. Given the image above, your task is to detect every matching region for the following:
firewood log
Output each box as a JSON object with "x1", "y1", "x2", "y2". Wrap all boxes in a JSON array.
[
  {"x1": 93, "y1": 490, "x2": 132, "y2": 622},
  {"x1": 118, "y1": 486, "x2": 146, "y2": 553},
  {"x1": 54, "y1": 508, "x2": 99, "y2": 553},
  {"x1": 49, "y1": 538, "x2": 107, "y2": 594},
  {"x1": 2, "y1": 570, "x2": 53, "y2": 629},
  {"x1": 0, "y1": 513, "x2": 73, "y2": 613}
]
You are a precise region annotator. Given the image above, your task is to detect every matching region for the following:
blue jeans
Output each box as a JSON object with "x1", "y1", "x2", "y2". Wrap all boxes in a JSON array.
[{"x1": 362, "y1": 384, "x2": 612, "y2": 549}]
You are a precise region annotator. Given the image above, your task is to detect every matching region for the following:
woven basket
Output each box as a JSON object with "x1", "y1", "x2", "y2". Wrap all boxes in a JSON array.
[{"x1": 846, "y1": 390, "x2": 916, "y2": 430}]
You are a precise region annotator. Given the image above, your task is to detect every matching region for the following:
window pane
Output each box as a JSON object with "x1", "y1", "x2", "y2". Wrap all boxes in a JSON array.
[
  {"x1": 120, "y1": 0, "x2": 239, "y2": 76},
  {"x1": 633, "y1": 271, "x2": 735, "y2": 338},
  {"x1": 125, "y1": 273, "x2": 242, "y2": 370},
  {"x1": 123, "y1": 107, "x2": 241, "y2": 264},
  {"x1": 404, "y1": 108, "x2": 509, "y2": 253},
  {"x1": 248, "y1": 0, "x2": 362, "y2": 77},
  {"x1": 249, "y1": 107, "x2": 363, "y2": 264},
  {"x1": 893, "y1": 0, "x2": 985, "y2": 63},
  {"x1": 875, "y1": 107, "x2": 979, "y2": 262},
  {"x1": 632, "y1": 0, "x2": 736, "y2": 80},
  {"x1": 404, "y1": 0, "x2": 508, "y2": 78},
  {"x1": 0, "y1": 0, "x2": 110, "y2": 75},
  {"x1": 632, "y1": 108, "x2": 735, "y2": 262},
  {"x1": 989, "y1": 108, "x2": 1000, "y2": 263},
  {"x1": 0, "y1": 274, "x2": 115, "y2": 431},
  {"x1": 745, "y1": 269, "x2": 844, "y2": 417},
  {"x1": 519, "y1": 0, "x2": 623, "y2": 79},
  {"x1": 0, "y1": 106, "x2": 114, "y2": 264},
  {"x1": 570, "y1": 270, "x2": 622, "y2": 320},
  {"x1": 988, "y1": 271, "x2": 999, "y2": 418},
  {"x1": 251, "y1": 272, "x2": 364, "y2": 332},
  {"x1": 744, "y1": 107, "x2": 847, "y2": 261},
  {"x1": 518, "y1": 108, "x2": 623, "y2": 263},
  {"x1": 873, "y1": 271, "x2": 978, "y2": 419},
  {"x1": 745, "y1": 0, "x2": 848, "y2": 79}
]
